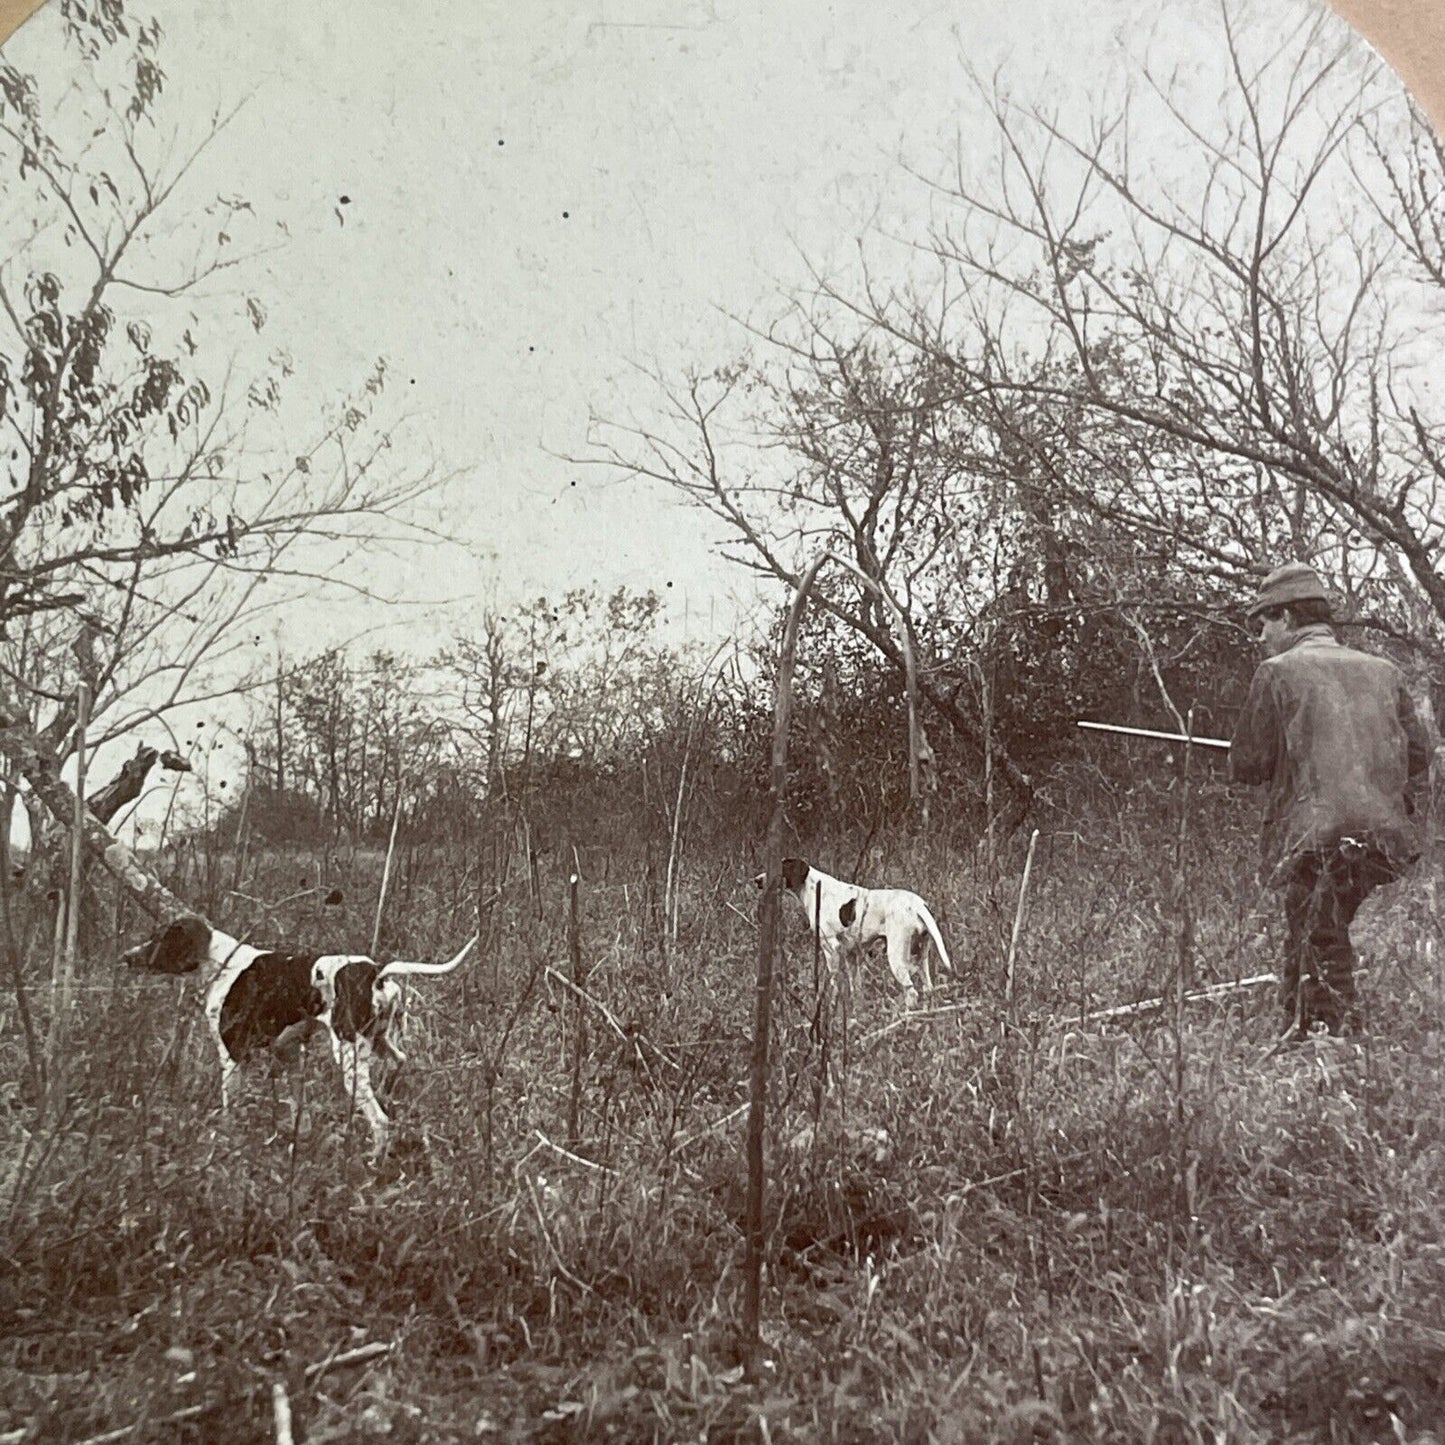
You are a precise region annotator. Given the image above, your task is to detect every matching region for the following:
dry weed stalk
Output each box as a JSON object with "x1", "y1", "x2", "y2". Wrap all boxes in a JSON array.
[
  {"x1": 744, "y1": 549, "x2": 930, "y2": 1371},
  {"x1": 43, "y1": 681, "x2": 89, "y2": 1119},
  {"x1": 1005, "y1": 827, "x2": 1041, "y2": 1014},
  {"x1": 663, "y1": 638, "x2": 730, "y2": 942},
  {"x1": 566, "y1": 852, "x2": 588, "y2": 1147},
  {"x1": 0, "y1": 777, "x2": 42, "y2": 1099},
  {"x1": 744, "y1": 550, "x2": 826, "y2": 1372},
  {"x1": 372, "y1": 786, "x2": 405, "y2": 956},
  {"x1": 1170, "y1": 706, "x2": 1197, "y2": 1252},
  {"x1": 271, "y1": 1380, "x2": 294, "y2": 1445},
  {"x1": 69, "y1": 1342, "x2": 394, "y2": 1445}
]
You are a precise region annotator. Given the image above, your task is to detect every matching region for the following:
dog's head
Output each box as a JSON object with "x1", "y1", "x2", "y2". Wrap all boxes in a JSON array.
[
  {"x1": 752, "y1": 858, "x2": 811, "y2": 894},
  {"x1": 121, "y1": 915, "x2": 213, "y2": 975}
]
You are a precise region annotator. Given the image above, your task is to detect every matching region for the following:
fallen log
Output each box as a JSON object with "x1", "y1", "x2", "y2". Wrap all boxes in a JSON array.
[
  {"x1": 1063, "y1": 973, "x2": 1278, "y2": 1026},
  {"x1": 0, "y1": 693, "x2": 192, "y2": 923}
]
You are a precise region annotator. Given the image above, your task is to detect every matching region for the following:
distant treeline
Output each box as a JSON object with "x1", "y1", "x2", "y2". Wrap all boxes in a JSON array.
[{"x1": 197, "y1": 573, "x2": 1431, "y2": 857}]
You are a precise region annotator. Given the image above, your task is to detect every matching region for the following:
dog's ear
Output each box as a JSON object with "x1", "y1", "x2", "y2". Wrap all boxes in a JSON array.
[{"x1": 780, "y1": 857, "x2": 808, "y2": 892}]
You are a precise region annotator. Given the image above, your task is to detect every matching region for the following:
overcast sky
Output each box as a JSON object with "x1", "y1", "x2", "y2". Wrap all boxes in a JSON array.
[
  {"x1": 5, "y1": 0, "x2": 1253, "y2": 657},
  {"x1": 1, "y1": 0, "x2": 1384, "y2": 831}
]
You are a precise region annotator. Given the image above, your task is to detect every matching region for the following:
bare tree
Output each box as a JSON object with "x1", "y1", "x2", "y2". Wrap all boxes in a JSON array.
[
  {"x1": 839, "y1": 1, "x2": 1445, "y2": 640},
  {"x1": 441, "y1": 588, "x2": 690, "y2": 790},
  {"x1": 597, "y1": 0, "x2": 1445, "y2": 826},
  {"x1": 445, "y1": 612, "x2": 511, "y2": 796},
  {"x1": 589, "y1": 341, "x2": 1034, "y2": 813},
  {"x1": 0, "y1": 7, "x2": 455, "y2": 918}
]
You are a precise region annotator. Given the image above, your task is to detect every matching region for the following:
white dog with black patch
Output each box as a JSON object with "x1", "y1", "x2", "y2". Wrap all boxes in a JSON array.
[
  {"x1": 754, "y1": 856, "x2": 953, "y2": 1008},
  {"x1": 122, "y1": 915, "x2": 475, "y2": 1156}
]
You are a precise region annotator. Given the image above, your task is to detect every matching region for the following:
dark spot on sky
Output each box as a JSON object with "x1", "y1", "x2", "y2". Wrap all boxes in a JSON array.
[
  {"x1": 497, "y1": 139, "x2": 504, "y2": 147},
  {"x1": 667, "y1": 580, "x2": 674, "y2": 588},
  {"x1": 339, "y1": 195, "x2": 351, "y2": 205},
  {"x1": 562, "y1": 210, "x2": 570, "y2": 219}
]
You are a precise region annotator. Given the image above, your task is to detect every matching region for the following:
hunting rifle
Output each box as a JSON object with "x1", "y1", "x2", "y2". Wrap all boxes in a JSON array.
[{"x1": 1076, "y1": 720, "x2": 1231, "y2": 750}]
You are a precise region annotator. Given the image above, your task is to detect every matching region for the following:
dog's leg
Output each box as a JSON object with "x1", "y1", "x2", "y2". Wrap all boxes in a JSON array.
[
  {"x1": 909, "y1": 921, "x2": 935, "y2": 995},
  {"x1": 883, "y1": 932, "x2": 921, "y2": 1010},
  {"x1": 331, "y1": 1035, "x2": 391, "y2": 1155},
  {"x1": 219, "y1": 1055, "x2": 242, "y2": 1111},
  {"x1": 373, "y1": 980, "x2": 407, "y2": 1065},
  {"x1": 207, "y1": 1016, "x2": 242, "y2": 1112},
  {"x1": 819, "y1": 937, "x2": 845, "y2": 999}
]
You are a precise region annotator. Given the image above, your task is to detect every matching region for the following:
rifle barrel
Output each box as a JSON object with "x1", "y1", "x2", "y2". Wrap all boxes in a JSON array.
[{"x1": 1076, "y1": 720, "x2": 1230, "y2": 750}]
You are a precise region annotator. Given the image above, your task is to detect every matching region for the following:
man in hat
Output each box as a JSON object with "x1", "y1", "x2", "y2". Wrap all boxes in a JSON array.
[{"x1": 1230, "y1": 561, "x2": 1430, "y2": 1039}]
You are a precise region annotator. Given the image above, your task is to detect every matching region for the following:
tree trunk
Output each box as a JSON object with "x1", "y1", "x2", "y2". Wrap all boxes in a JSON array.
[
  {"x1": 0, "y1": 698, "x2": 193, "y2": 923},
  {"x1": 85, "y1": 743, "x2": 176, "y2": 826}
]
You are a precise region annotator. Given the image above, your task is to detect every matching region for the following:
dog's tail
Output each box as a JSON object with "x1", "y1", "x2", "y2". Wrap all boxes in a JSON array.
[
  {"x1": 917, "y1": 906, "x2": 953, "y2": 977},
  {"x1": 377, "y1": 932, "x2": 478, "y2": 982}
]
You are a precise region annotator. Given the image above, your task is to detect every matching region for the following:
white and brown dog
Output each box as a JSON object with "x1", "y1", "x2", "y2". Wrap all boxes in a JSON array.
[
  {"x1": 122, "y1": 915, "x2": 475, "y2": 1154},
  {"x1": 755, "y1": 856, "x2": 953, "y2": 1008}
]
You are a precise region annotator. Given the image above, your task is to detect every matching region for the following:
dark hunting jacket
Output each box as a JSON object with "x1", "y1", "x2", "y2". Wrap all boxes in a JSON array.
[{"x1": 1229, "y1": 624, "x2": 1430, "y2": 883}]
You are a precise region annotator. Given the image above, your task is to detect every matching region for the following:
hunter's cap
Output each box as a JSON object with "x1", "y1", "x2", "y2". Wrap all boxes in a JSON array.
[{"x1": 1246, "y1": 561, "x2": 1329, "y2": 619}]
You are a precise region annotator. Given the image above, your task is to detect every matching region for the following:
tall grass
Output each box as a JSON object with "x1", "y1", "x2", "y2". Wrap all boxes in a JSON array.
[{"x1": 2, "y1": 774, "x2": 1443, "y2": 1442}]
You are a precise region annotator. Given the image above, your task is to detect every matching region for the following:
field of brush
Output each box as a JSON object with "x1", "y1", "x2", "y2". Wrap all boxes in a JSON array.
[{"x1": 3, "y1": 770, "x2": 1445, "y2": 1443}]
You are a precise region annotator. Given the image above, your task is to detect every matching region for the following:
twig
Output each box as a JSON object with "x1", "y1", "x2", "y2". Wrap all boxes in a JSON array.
[
  {"x1": 372, "y1": 787, "x2": 405, "y2": 956},
  {"x1": 861, "y1": 973, "x2": 1278, "y2": 1046},
  {"x1": 1076, "y1": 720, "x2": 1230, "y2": 750},
  {"x1": 723, "y1": 899, "x2": 758, "y2": 929},
  {"x1": 952, "y1": 1149, "x2": 1091, "y2": 1201},
  {"x1": 535, "y1": 1127, "x2": 617, "y2": 1175},
  {"x1": 565, "y1": 860, "x2": 586, "y2": 1147},
  {"x1": 303, "y1": 1340, "x2": 393, "y2": 1381},
  {"x1": 859, "y1": 999, "x2": 978, "y2": 1046},
  {"x1": 545, "y1": 964, "x2": 627, "y2": 1044},
  {"x1": 75, "y1": 1401, "x2": 225, "y2": 1445},
  {"x1": 271, "y1": 1381, "x2": 294, "y2": 1445},
  {"x1": 673, "y1": 1102, "x2": 749, "y2": 1151},
  {"x1": 1005, "y1": 828, "x2": 1040, "y2": 1011},
  {"x1": 1260, "y1": 1024, "x2": 1302, "y2": 1061},
  {"x1": 227, "y1": 886, "x2": 323, "y2": 911},
  {"x1": 43, "y1": 681, "x2": 90, "y2": 1119},
  {"x1": 70, "y1": 1342, "x2": 392, "y2": 1445},
  {"x1": 544, "y1": 964, "x2": 680, "y2": 1072},
  {"x1": 523, "y1": 1171, "x2": 597, "y2": 1296},
  {"x1": 746, "y1": 551, "x2": 828, "y2": 1376}
]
